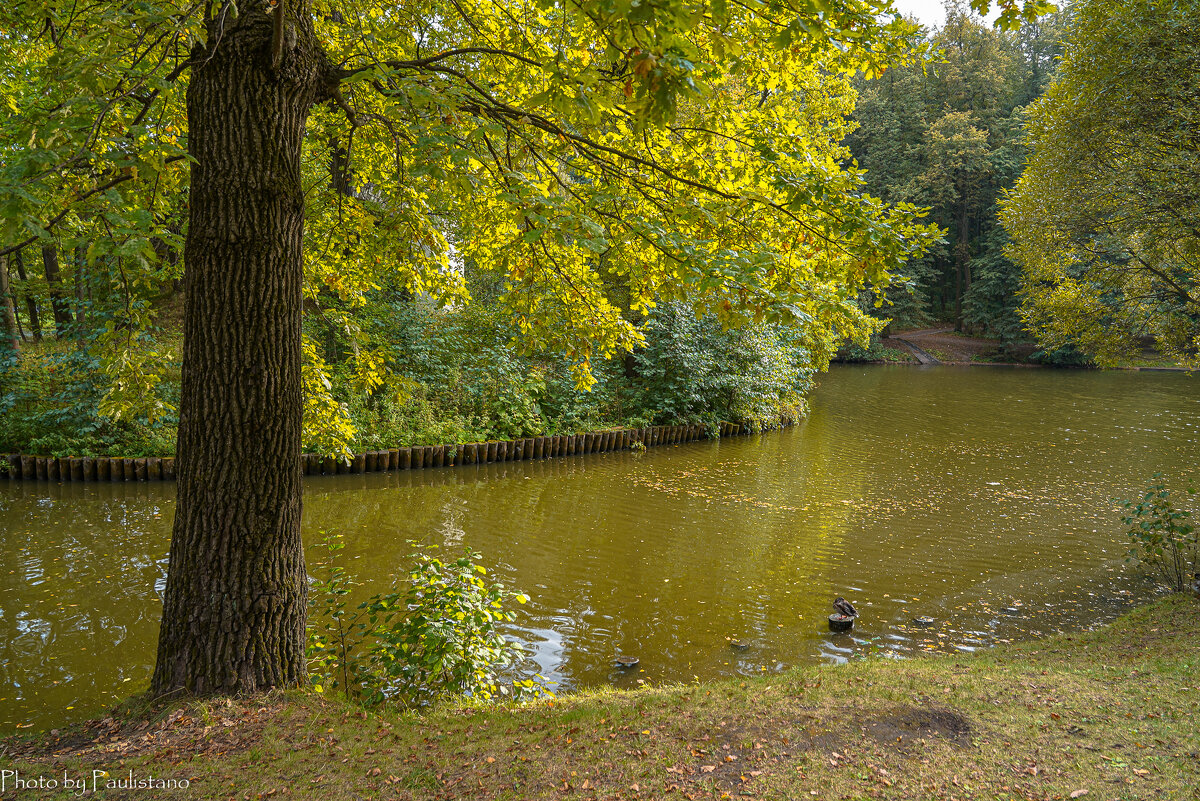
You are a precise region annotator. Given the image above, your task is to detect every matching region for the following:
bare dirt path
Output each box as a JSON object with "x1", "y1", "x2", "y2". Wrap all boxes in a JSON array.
[{"x1": 887, "y1": 327, "x2": 1035, "y2": 364}]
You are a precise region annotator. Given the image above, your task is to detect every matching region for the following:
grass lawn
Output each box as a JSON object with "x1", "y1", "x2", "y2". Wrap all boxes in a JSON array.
[{"x1": 3, "y1": 595, "x2": 1198, "y2": 800}]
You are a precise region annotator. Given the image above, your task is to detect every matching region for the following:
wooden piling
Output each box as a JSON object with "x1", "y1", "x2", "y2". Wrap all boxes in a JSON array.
[
  {"x1": 134, "y1": 458, "x2": 148, "y2": 481},
  {"x1": 82, "y1": 457, "x2": 96, "y2": 481},
  {"x1": 147, "y1": 457, "x2": 162, "y2": 480},
  {"x1": 162, "y1": 457, "x2": 176, "y2": 481}
]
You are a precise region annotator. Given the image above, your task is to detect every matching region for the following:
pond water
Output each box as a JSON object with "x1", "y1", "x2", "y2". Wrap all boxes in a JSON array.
[{"x1": 2, "y1": 366, "x2": 1197, "y2": 732}]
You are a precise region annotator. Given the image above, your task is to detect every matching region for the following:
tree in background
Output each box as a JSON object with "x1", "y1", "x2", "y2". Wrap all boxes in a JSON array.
[
  {"x1": 1002, "y1": 0, "x2": 1200, "y2": 368},
  {"x1": 846, "y1": 2, "x2": 1063, "y2": 343}
]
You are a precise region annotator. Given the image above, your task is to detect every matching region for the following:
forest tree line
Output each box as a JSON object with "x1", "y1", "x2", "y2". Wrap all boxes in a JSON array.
[{"x1": 2, "y1": 0, "x2": 1196, "y2": 463}]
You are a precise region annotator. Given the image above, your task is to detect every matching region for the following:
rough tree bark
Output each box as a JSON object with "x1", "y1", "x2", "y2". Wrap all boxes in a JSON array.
[
  {"x1": 151, "y1": 3, "x2": 332, "y2": 697},
  {"x1": 41, "y1": 245, "x2": 74, "y2": 337},
  {"x1": 0, "y1": 255, "x2": 19, "y2": 352},
  {"x1": 12, "y1": 249, "x2": 41, "y2": 341}
]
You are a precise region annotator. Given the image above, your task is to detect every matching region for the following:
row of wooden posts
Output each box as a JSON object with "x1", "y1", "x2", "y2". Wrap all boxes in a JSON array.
[{"x1": 0, "y1": 419, "x2": 796, "y2": 482}]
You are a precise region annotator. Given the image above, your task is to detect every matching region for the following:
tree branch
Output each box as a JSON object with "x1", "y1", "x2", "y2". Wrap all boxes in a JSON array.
[{"x1": 0, "y1": 155, "x2": 188, "y2": 259}]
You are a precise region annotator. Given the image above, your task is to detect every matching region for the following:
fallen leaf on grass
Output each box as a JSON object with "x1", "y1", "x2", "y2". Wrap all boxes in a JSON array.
[
  {"x1": 700, "y1": 765, "x2": 716, "y2": 773},
  {"x1": 1070, "y1": 790, "x2": 1088, "y2": 798}
]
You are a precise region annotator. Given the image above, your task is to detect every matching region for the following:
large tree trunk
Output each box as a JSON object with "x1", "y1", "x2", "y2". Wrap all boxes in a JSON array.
[
  {"x1": 954, "y1": 202, "x2": 969, "y2": 332},
  {"x1": 152, "y1": 4, "x2": 329, "y2": 697},
  {"x1": 74, "y1": 245, "x2": 88, "y2": 340},
  {"x1": 12, "y1": 249, "x2": 41, "y2": 341},
  {"x1": 0, "y1": 255, "x2": 19, "y2": 352},
  {"x1": 42, "y1": 245, "x2": 74, "y2": 337}
]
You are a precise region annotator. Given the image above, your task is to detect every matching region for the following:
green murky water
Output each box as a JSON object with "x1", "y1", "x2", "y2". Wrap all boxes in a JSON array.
[{"x1": 2, "y1": 366, "x2": 1196, "y2": 732}]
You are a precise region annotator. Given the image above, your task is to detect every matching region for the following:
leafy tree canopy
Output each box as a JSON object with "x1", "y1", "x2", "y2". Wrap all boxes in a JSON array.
[
  {"x1": 1002, "y1": 0, "x2": 1200, "y2": 367},
  {"x1": 0, "y1": 0, "x2": 1057, "y2": 454},
  {"x1": 845, "y1": 2, "x2": 1062, "y2": 340}
]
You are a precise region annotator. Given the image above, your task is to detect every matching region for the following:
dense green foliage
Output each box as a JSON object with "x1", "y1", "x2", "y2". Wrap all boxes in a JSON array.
[
  {"x1": 1119, "y1": 476, "x2": 1197, "y2": 594},
  {"x1": 1002, "y1": 0, "x2": 1200, "y2": 368},
  {"x1": 0, "y1": 0, "x2": 961, "y2": 462},
  {"x1": 0, "y1": 296, "x2": 822, "y2": 455},
  {"x1": 846, "y1": 3, "x2": 1063, "y2": 346},
  {"x1": 308, "y1": 534, "x2": 547, "y2": 706}
]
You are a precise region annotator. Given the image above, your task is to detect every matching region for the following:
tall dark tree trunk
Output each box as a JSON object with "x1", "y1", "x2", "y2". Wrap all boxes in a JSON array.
[
  {"x1": 74, "y1": 245, "x2": 88, "y2": 340},
  {"x1": 42, "y1": 245, "x2": 74, "y2": 337},
  {"x1": 0, "y1": 255, "x2": 19, "y2": 352},
  {"x1": 13, "y1": 250, "x2": 41, "y2": 341},
  {"x1": 954, "y1": 202, "x2": 969, "y2": 332},
  {"x1": 151, "y1": 4, "x2": 330, "y2": 697}
]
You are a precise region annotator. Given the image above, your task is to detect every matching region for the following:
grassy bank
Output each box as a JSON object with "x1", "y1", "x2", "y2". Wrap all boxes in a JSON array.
[{"x1": 4, "y1": 596, "x2": 1198, "y2": 800}]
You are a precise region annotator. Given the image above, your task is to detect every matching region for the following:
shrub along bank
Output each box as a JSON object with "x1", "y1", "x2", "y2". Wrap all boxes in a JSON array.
[
  {"x1": 0, "y1": 301, "x2": 814, "y2": 460},
  {"x1": 4, "y1": 595, "x2": 1198, "y2": 800}
]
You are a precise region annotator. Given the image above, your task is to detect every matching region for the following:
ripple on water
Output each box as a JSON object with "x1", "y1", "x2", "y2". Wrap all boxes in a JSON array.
[{"x1": 0, "y1": 366, "x2": 1195, "y2": 731}]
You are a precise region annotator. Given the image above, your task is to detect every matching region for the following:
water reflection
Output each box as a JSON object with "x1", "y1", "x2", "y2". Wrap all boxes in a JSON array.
[{"x1": 1, "y1": 366, "x2": 1195, "y2": 731}]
